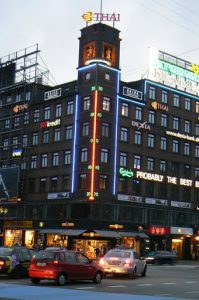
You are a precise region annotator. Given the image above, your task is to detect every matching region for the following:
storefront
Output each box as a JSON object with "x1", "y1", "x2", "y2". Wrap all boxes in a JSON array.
[{"x1": 170, "y1": 227, "x2": 193, "y2": 260}]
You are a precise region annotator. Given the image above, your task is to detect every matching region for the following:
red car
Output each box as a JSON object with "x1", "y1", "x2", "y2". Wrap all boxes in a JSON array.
[{"x1": 29, "y1": 249, "x2": 104, "y2": 285}]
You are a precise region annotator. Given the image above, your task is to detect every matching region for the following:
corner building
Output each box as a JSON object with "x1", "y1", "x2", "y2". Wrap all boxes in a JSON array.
[{"x1": 0, "y1": 23, "x2": 199, "y2": 260}]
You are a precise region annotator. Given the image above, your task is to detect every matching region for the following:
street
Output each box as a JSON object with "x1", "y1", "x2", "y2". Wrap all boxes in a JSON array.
[{"x1": 0, "y1": 263, "x2": 199, "y2": 299}]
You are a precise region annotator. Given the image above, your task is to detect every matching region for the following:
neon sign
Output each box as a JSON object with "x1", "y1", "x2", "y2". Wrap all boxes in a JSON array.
[
  {"x1": 151, "y1": 101, "x2": 168, "y2": 111},
  {"x1": 132, "y1": 121, "x2": 150, "y2": 130},
  {"x1": 119, "y1": 167, "x2": 134, "y2": 178},
  {"x1": 82, "y1": 11, "x2": 120, "y2": 23},
  {"x1": 13, "y1": 103, "x2": 28, "y2": 113},
  {"x1": 166, "y1": 130, "x2": 199, "y2": 143},
  {"x1": 40, "y1": 119, "x2": 61, "y2": 129}
]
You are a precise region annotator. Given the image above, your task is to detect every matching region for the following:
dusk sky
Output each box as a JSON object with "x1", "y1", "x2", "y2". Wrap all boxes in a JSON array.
[{"x1": 1, "y1": 0, "x2": 199, "y2": 85}]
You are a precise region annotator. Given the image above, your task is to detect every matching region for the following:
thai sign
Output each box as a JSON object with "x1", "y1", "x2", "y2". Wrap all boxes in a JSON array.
[
  {"x1": 82, "y1": 11, "x2": 120, "y2": 23},
  {"x1": 148, "y1": 47, "x2": 199, "y2": 95}
]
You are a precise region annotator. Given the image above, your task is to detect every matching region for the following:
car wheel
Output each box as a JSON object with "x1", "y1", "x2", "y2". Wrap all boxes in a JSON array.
[
  {"x1": 129, "y1": 268, "x2": 137, "y2": 279},
  {"x1": 141, "y1": 265, "x2": 147, "y2": 277},
  {"x1": 56, "y1": 273, "x2": 67, "y2": 286},
  {"x1": 31, "y1": 278, "x2": 40, "y2": 284},
  {"x1": 93, "y1": 272, "x2": 102, "y2": 284}
]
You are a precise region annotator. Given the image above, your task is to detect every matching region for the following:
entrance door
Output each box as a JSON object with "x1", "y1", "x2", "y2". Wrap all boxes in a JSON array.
[{"x1": 172, "y1": 239, "x2": 183, "y2": 259}]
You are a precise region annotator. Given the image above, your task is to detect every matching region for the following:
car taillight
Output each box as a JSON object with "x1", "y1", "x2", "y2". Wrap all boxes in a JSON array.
[
  {"x1": 53, "y1": 260, "x2": 59, "y2": 264},
  {"x1": 0, "y1": 260, "x2": 5, "y2": 266},
  {"x1": 123, "y1": 259, "x2": 132, "y2": 267}
]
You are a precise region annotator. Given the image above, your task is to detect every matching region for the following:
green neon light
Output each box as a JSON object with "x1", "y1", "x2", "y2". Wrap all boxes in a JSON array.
[
  {"x1": 157, "y1": 60, "x2": 199, "y2": 83},
  {"x1": 119, "y1": 167, "x2": 134, "y2": 178}
]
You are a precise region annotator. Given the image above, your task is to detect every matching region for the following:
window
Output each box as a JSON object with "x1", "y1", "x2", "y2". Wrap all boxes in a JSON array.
[
  {"x1": 40, "y1": 178, "x2": 47, "y2": 192},
  {"x1": 173, "y1": 94, "x2": 180, "y2": 107},
  {"x1": 161, "y1": 90, "x2": 168, "y2": 103},
  {"x1": 83, "y1": 96, "x2": 90, "y2": 111},
  {"x1": 34, "y1": 109, "x2": 40, "y2": 123},
  {"x1": 118, "y1": 178, "x2": 127, "y2": 193},
  {"x1": 14, "y1": 116, "x2": 20, "y2": 127},
  {"x1": 32, "y1": 132, "x2": 39, "y2": 146},
  {"x1": 103, "y1": 97, "x2": 110, "y2": 111},
  {"x1": 105, "y1": 73, "x2": 110, "y2": 80},
  {"x1": 148, "y1": 110, "x2": 155, "y2": 124},
  {"x1": 13, "y1": 136, "x2": 18, "y2": 148},
  {"x1": 120, "y1": 152, "x2": 127, "y2": 167},
  {"x1": 65, "y1": 125, "x2": 73, "y2": 140},
  {"x1": 148, "y1": 134, "x2": 155, "y2": 148},
  {"x1": 160, "y1": 160, "x2": 167, "y2": 173},
  {"x1": 196, "y1": 124, "x2": 199, "y2": 136},
  {"x1": 184, "y1": 143, "x2": 190, "y2": 156},
  {"x1": 26, "y1": 91, "x2": 31, "y2": 101},
  {"x1": 85, "y1": 72, "x2": 91, "y2": 80},
  {"x1": 52, "y1": 152, "x2": 59, "y2": 166},
  {"x1": 67, "y1": 101, "x2": 74, "y2": 115},
  {"x1": 195, "y1": 167, "x2": 199, "y2": 179},
  {"x1": 41, "y1": 154, "x2": 48, "y2": 168},
  {"x1": 173, "y1": 117, "x2": 179, "y2": 130},
  {"x1": 160, "y1": 137, "x2": 167, "y2": 151},
  {"x1": 100, "y1": 148, "x2": 108, "y2": 163},
  {"x1": 134, "y1": 155, "x2": 141, "y2": 169},
  {"x1": 184, "y1": 164, "x2": 191, "y2": 178},
  {"x1": 184, "y1": 120, "x2": 190, "y2": 133},
  {"x1": 54, "y1": 128, "x2": 61, "y2": 142},
  {"x1": 55, "y1": 104, "x2": 62, "y2": 118},
  {"x1": 185, "y1": 98, "x2": 191, "y2": 111},
  {"x1": 16, "y1": 93, "x2": 21, "y2": 102},
  {"x1": 196, "y1": 102, "x2": 199, "y2": 113},
  {"x1": 51, "y1": 177, "x2": 58, "y2": 191},
  {"x1": 195, "y1": 145, "x2": 199, "y2": 158},
  {"x1": 62, "y1": 175, "x2": 70, "y2": 191},
  {"x1": 171, "y1": 162, "x2": 179, "y2": 176},
  {"x1": 149, "y1": 86, "x2": 155, "y2": 99},
  {"x1": 24, "y1": 112, "x2": 29, "y2": 125},
  {"x1": 102, "y1": 122, "x2": 109, "y2": 137},
  {"x1": 135, "y1": 107, "x2": 142, "y2": 121},
  {"x1": 81, "y1": 148, "x2": 88, "y2": 162},
  {"x1": 7, "y1": 96, "x2": 12, "y2": 103},
  {"x1": 147, "y1": 157, "x2": 154, "y2": 171},
  {"x1": 5, "y1": 119, "x2": 10, "y2": 129},
  {"x1": 134, "y1": 130, "x2": 142, "y2": 145},
  {"x1": 161, "y1": 114, "x2": 167, "y2": 127},
  {"x1": 79, "y1": 174, "x2": 87, "y2": 189},
  {"x1": 120, "y1": 127, "x2": 128, "y2": 142},
  {"x1": 43, "y1": 130, "x2": 49, "y2": 143},
  {"x1": 82, "y1": 122, "x2": 89, "y2": 136},
  {"x1": 22, "y1": 134, "x2": 28, "y2": 147},
  {"x1": 21, "y1": 159, "x2": 26, "y2": 170},
  {"x1": 172, "y1": 140, "x2": 179, "y2": 153},
  {"x1": 99, "y1": 175, "x2": 108, "y2": 190},
  {"x1": 121, "y1": 103, "x2": 128, "y2": 117},
  {"x1": 146, "y1": 182, "x2": 155, "y2": 196},
  {"x1": 64, "y1": 150, "x2": 71, "y2": 165},
  {"x1": 44, "y1": 107, "x2": 50, "y2": 120},
  {"x1": 3, "y1": 139, "x2": 8, "y2": 150},
  {"x1": 29, "y1": 178, "x2": 35, "y2": 193},
  {"x1": 31, "y1": 155, "x2": 37, "y2": 169}
]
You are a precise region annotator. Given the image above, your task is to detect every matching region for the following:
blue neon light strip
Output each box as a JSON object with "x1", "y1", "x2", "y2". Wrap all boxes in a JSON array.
[
  {"x1": 145, "y1": 80, "x2": 199, "y2": 100},
  {"x1": 113, "y1": 71, "x2": 120, "y2": 195},
  {"x1": 118, "y1": 96, "x2": 145, "y2": 106},
  {"x1": 78, "y1": 64, "x2": 97, "y2": 72},
  {"x1": 71, "y1": 94, "x2": 79, "y2": 193}
]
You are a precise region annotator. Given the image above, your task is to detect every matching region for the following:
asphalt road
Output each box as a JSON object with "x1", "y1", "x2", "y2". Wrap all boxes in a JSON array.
[{"x1": 0, "y1": 263, "x2": 199, "y2": 299}]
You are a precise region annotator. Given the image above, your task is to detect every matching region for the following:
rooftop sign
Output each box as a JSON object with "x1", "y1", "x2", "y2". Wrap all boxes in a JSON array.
[
  {"x1": 82, "y1": 11, "x2": 120, "y2": 23},
  {"x1": 148, "y1": 47, "x2": 199, "y2": 95}
]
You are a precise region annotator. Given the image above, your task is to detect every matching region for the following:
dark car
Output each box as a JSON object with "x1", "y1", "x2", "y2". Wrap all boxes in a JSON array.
[
  {"x1": 29, "y1": 249, "x2": 104, "y2": 285},
  {"x1": 0, "y1": 246, "x2": 36, "y2": 278},
  {"x1": 145, "y1": 251, "x2": 177, "y2": 265}
]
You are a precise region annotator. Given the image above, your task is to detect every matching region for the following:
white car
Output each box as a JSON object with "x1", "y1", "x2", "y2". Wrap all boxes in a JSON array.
[{"x1": 99, "y1": 248, "x2": 147, "y2": 278}]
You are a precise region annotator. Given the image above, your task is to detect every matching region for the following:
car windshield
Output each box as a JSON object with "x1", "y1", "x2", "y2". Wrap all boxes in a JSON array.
[
  {"x1": 0, "y1": 247, "x2": 13, "y2": 256},
  {"x1": 35, "y1": 250, "x2": 57, "y2": 261},
  {"x1": 147, "y1": 252, "x2": 157, "y2": 256},
  {"x1": 106, "y1": 251, "x2": 131, "y2": 258}
]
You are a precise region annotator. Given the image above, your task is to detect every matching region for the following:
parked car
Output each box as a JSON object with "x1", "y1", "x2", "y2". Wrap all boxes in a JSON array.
[
  {"x1": 99, "y1": 248, "x2": 147, "y2": 278},
  {"x1": 145, "y1": 251, "x2": 177, "y2": 265},
  {"x1": 29, "y1": 249, "x2": 104, "y2": 285},
  {"x1": 0, "y1": 246, "x2": 36, "y2": 278}
]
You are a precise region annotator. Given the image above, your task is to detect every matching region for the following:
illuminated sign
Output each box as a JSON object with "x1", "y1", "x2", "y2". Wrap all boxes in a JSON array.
[
  {"x1": 171, "y1": 201, "x2": 191, "y2": 209},
  {"x1": 44, "y1": 88, "x2": 61, "y2": 101},
  {"x1": 82, "y1": 11, "x2": 120, "y2": 23},
  {"x1": 12, "y1": 149, "x2": 22, "y2": 157},
  {"x1": 137, "y1": 171, "x2": 164, "y2": 182},
  {"x1": 145, "y1": 198, "x2": 168, "y2": 206},
  {"x1": 149, "y1": 226, "x2": 170, "y2": 235},
  {"x1": 166, "y1": 130, "x2": 199, "y2": 143},
  {"x1": 119, "y1": 167, "x2": 134, "y2": 178},
  {"x1": 40, "y1": 118, "x2": 61, "y2": 129},
  {"x1": 151, "y1": 101, "x2": 168, "y2": 111},
  {"x1": 118, "y1": 194, "x2": 143, "y2": 203},
  {"x1": 132, "y1": 121, "x2": 150, "y2": 130},
  {"x1": 148, "y1": 47, "x2": 199, "y2": 95},
  {"x1": 170, "y1": 227, "x2": 193, "y2": 235},
  {"x1": 123, "y1": 87, "x2": 142, "y2": 100},
  {"x1": 47, "y1": 192, "x2": 70, "y2": 199},
  {"x1": 13, "y1": 103, "x2": 28, "y2": 113}
]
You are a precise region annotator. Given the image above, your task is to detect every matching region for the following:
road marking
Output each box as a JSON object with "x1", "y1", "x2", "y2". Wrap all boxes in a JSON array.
[
  {"x1": 184, "y1": 281, "x2": 196, "y2": 284},
  {"x1": 137, "y1": 283, "x2": 153, "y2": 286},
  {"x1": 76, "y1": 287, "x2": 95, "y2": 290},
  {"x1": 185, "y1": 291, "x2": 199, "y2": 294},
  {"x1": 154, "y1": 294, "x2": 172, "y2": 296},
  {"x1": 107, "y1": 285, "x2": 126, "y2": 288},
  {"x1": 163, "y1": 282, "x2": 176, "y2": 285}
]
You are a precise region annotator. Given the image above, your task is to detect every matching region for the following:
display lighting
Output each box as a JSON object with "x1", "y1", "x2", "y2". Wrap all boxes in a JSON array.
[
  {"x1": 71, "y1": 95, "x2": 79, "y2": 193},
  {"x1": 89, "y1": 90, "x2": 99, "y2": 201},
  {"x1": 109, "y1": 224, "x2": 124, "y2": 230},
  {"x1": 85, "y1": 58, "x2": 111, "y2": 66}
]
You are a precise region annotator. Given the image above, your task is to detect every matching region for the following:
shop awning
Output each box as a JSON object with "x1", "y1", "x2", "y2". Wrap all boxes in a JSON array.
[
  {"x1": 119, "y1": 231, "x2": 149, "y2": 239},
  {"x1": 39, "y1": 229, "x2": 65, "y2": 234},
  {"x1": 94, "y1": 230, "x2": 121, "y2": 238},
  {"x1": 39, "y1": 229, "x2": 85, "y2": 236}
]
